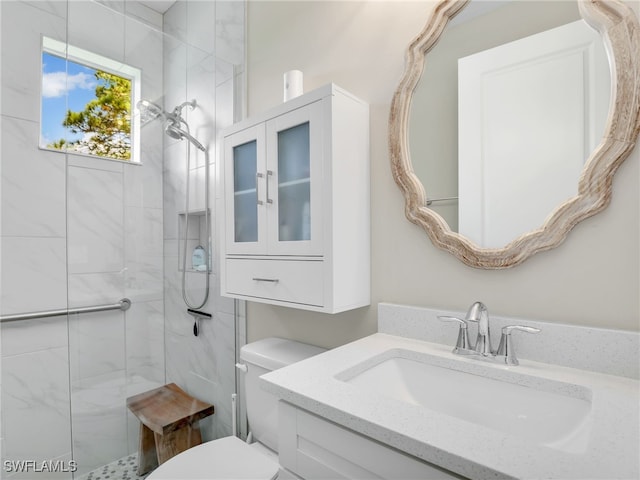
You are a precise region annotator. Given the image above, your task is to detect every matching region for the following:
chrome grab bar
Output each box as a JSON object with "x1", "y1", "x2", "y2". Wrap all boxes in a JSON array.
[{"x1": 0, "y1": 298, "x2": 131, "y2": 323}]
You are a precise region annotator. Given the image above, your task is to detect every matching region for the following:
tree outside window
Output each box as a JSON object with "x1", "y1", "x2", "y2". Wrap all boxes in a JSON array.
[{"x1": 40, "y1": 38, "x2": 141, "y2": 163}]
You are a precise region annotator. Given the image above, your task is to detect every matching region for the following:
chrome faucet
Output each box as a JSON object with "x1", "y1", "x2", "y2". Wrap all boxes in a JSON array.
[
  {"x1": 466, "y1": 301, "x2": 492, "y2": 356},
  {"x1": 438, "y1": 301, "x2": 540, "y2": 366}
]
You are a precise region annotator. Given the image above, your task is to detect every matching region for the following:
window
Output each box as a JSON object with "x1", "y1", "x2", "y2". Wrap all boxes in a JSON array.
[{"x1": 40, "y1": 37, "x2": 141, "y2": 163}]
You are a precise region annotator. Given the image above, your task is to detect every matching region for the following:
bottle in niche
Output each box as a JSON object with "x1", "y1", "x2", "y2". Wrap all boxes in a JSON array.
[{"x1": 192, "y1": 245, "x2": 207, "y2": 271}]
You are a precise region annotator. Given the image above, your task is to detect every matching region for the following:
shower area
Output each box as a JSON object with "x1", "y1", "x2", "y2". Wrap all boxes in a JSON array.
[{"x1": 0, "y1": 1, "x2": 245, "y2": 478}]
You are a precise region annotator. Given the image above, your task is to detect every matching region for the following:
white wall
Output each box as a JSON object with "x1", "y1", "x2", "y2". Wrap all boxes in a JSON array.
[{"x1": 245, "y1": 0, "x2": 640, "y2": 348}]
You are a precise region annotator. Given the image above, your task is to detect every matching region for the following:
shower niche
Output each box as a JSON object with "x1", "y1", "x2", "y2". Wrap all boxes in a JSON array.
[{"x1": 178, "y1": 209, "x2": 212, "y2": 273}]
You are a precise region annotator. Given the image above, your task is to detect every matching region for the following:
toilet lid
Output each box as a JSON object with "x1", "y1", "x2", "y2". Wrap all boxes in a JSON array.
[{"x1": 146, "y1": 436, "x2": 280, "y2": 480}]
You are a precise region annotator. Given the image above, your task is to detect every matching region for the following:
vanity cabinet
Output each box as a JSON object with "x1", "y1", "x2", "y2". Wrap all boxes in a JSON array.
[
  {"x1": 278, "y1": 402, "x2": 463, "y2": 480},
  {"x1": 221, "y1": 84, "x2": 370, "y2": 313}
]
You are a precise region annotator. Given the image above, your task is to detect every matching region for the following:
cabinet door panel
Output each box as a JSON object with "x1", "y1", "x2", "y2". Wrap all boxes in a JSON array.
[
  {"x1": 279, "y1": 402, "x2": 462, "y2": 480},
  {"x1": 266, "y1": 101, "x2": 324, "y2": 256},
  {"x1": 224, "y1": 125, "x2": 267, "y2": 254},
  {"x1": 277, "y1": 122, "x2": 311, "y2": 242}
]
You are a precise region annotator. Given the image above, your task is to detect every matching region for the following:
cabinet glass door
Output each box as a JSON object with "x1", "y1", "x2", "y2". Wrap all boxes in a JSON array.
[
  {"x1": 277, "y1": 122, "x2": 311, "y2": 242},
  {"x1": 266, "y1": 101, "x2": 323, "y2": 255},
  {"x1": 233, "y1": 140, "x2": 258, "y2": 243},
  {"x1": 224, "y1": 125, "x2": 266, "y2": 255}
]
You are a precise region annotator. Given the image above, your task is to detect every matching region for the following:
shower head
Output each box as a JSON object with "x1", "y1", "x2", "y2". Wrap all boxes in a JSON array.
[
  {"x1": 138, "y1": 99, "x2": 198, "y2": 126},
  {"x1": 165, "y1": 120, "x2": 207, "y2": 152},
  {"x1": 137, "y1": 99, "x2": 166, "y2": 125},
  {"x1": 165, "y1": 121, "x2": 184, "y2": 140},
  {"x1": 138, "y1": 98, "x2": 206, "y2": 151}
]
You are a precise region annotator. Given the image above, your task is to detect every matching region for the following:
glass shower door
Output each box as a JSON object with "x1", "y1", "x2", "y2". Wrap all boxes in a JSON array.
[{"x1": 1, "y1": 0, "x2": 244, "y2": 477}]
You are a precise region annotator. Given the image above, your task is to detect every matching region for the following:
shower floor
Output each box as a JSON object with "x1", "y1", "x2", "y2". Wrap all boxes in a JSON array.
[{"x1": 77, "y1": 454, "x2": 149, "y2": 480}]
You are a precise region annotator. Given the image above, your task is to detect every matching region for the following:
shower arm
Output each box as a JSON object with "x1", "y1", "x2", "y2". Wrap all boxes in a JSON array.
[{"x1": 172, "y1": 100, "x2": 196, "y2": 117}]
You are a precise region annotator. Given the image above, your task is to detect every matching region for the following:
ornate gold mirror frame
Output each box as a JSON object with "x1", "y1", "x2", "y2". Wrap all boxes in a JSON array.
[{"x1": 389, "y1": 0, "x2": 640, "y2": 269}]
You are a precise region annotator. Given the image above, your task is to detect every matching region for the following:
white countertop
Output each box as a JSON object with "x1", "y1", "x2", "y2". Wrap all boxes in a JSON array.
[{"x1": 260, "y1": 333, "x2": 640, "y2": 480}]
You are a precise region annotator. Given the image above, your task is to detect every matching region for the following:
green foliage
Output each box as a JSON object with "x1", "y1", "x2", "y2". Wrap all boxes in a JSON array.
[
  {"x1": 49, "y1": 138, "x2": 67, "y2": 150},
  {"x1": 50, "y1": 70, "x2": 131, "y2": 160}
]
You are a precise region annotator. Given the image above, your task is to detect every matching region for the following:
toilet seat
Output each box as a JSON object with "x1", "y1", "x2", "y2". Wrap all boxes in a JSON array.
[{"x1": 146, "y1": 436, "x2": 280, "y2": 480}]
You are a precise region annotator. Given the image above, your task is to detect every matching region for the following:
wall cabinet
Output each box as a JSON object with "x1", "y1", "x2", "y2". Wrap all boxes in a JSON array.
[{"x1": 220, "y1": 84, "x2": 369, "y2": 313}]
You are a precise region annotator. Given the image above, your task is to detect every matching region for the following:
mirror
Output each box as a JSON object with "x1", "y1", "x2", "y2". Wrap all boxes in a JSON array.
[
  {"x1": 389, "y1": 0, "x2": 640, "y2": 268},
  {"x1": 410, "y1": 2, "x2": 610, "y2": 248}
]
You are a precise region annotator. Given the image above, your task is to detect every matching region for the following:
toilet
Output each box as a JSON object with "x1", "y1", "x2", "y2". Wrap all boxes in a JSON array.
[{"x1": 147, "y1": 337, "x2": 326, "y2": 479}]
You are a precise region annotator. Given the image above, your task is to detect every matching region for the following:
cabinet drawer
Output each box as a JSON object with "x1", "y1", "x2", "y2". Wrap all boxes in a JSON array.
[{"x1": 225, "y1": 258, "x2": 323, "y2": 306}]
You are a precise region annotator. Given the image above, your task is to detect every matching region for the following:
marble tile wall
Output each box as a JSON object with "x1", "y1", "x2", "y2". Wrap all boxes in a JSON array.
[
  {"x1": 162, "y1": 0, "x2": 245, "y2": 442},
  {"x1": 65, "y1": 160, "x2": 129, "y2": 473}
]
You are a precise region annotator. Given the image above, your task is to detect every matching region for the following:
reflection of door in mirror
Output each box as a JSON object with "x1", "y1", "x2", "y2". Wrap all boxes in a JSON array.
[
  {"x1": 394, "y1": 0, "x2": 639, "y2": 268},
  {"x1": 408, "y1": 1, "x2": 611, "y2": 245},
  {"x1": 458, "y1": 20, "x2": 610, "y2": 247}
]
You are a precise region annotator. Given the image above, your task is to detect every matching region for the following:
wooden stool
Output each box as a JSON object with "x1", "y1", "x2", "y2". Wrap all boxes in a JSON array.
[{"x1": 126, "y1": 383, "x2": 215, "y2": 475}]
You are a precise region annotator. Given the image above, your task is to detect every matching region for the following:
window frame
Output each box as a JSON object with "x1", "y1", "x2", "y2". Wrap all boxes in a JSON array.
[{"x1": 40, "y1": 36, "x2": 142, "y2": 164}]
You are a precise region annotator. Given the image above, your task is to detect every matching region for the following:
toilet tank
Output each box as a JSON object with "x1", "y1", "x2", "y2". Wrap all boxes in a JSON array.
[{"x1": 240, "y1": 337, "x2": 325, "y2": 452}]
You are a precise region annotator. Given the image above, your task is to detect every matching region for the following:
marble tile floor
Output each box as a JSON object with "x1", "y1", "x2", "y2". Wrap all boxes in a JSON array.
[{"x1": 77, "y1": 454, "x2": 149, "y2": 480}]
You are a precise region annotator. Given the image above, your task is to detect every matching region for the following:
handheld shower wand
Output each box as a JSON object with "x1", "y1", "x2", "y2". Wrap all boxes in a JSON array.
[
  {"x1": 138, "y1": 99, "x2": 206, "y2": 152},
  {"x1": 137, "y1": 98, "x2": 211, "y2": 315},
  {"x1": 165, "y1": 117, "x2": 207, "y2": 152}
]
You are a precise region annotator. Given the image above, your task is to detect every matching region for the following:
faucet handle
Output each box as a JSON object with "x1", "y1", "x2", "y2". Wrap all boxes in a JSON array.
[
  {"x1": 502, "y1": 325, "x2": 541, "y2": 335},
  {"x1": 438, "y1": 316, "x2": 472, "y2": 352},
  {"x1": 496, "y1": 325, "x2": 541, "y2": 365}
]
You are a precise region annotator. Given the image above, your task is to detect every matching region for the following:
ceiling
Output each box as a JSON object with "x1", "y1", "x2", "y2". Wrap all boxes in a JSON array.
[{"x1": 137, "y1": 0, "x2": 177, "y2": 14}]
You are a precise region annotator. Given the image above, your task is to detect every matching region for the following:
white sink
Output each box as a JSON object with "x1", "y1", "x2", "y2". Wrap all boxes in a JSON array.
[
  {"x1": 262, "y1": 331, "x2": 639, "y2": 480},
  {"x1": 339, "y1": 351, "x2": 592, "y2": 453}
]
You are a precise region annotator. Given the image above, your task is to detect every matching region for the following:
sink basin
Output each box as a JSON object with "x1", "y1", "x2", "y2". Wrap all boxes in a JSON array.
[{"x1": 339, "y1": 351, "x2": 592, "y2": 453}]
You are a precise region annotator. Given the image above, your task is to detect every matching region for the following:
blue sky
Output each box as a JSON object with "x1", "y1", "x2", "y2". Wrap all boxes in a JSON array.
[{"x1": 40, "y1": 52, "x2": 98, "y2": 147}]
